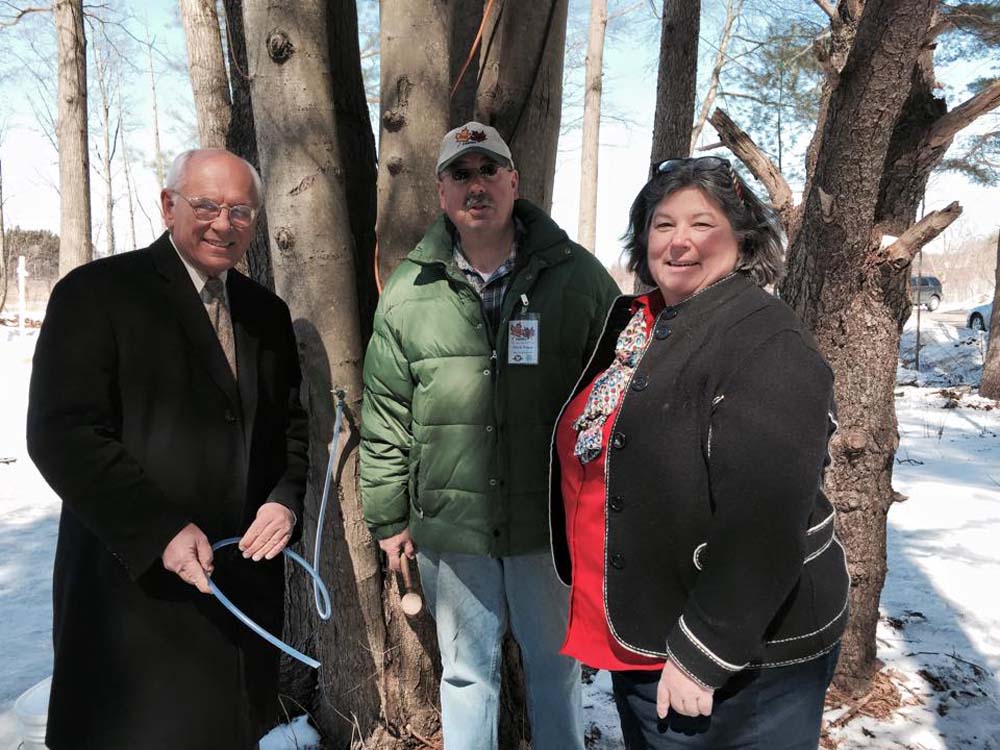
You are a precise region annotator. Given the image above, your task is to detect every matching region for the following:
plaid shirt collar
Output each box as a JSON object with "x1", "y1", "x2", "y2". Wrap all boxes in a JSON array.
[{"x1": 452, "y1": 216, "x2": 525, "y2": 290}]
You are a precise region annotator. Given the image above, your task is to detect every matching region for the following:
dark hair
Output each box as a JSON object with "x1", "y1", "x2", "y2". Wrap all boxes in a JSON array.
[{"x1": 623, "y1": 161, "x2": 785, "y2": 288}]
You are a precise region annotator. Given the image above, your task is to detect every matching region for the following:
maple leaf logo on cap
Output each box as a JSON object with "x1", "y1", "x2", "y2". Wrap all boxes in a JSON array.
[{"x1": 455, "y1": 127, "x2": 488, "y2": 144}]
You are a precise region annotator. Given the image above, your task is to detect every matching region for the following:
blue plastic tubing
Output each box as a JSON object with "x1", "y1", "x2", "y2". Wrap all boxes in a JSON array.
[{"x1": 207, "y1": 391, "x2": 345, "y2": 670}]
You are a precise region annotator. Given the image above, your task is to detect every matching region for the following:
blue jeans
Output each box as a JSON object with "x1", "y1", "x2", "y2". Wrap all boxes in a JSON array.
[
  {"x1": 612, "y1": 645, "x2": 840, "y2": 749},
  {"x1": 417, "y1": 550, "x2": 584, "y2": 750}
]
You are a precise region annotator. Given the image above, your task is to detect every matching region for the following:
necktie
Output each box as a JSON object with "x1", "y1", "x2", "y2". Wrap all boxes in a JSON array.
[{"x1": 203, "y1": 277, "x2": 238, "y2": 379}]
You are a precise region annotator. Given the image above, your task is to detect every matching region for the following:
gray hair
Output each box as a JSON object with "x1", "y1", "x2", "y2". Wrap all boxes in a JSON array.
[
  {"x1": 623, "y1": 161, "x2": 785, "y2": 288},
  {"x1": 165, "y1": 149, "x2": 264, "y2": 207}
]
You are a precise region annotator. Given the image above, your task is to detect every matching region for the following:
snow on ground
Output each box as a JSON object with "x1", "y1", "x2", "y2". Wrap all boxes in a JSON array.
[{"x1": 1, "y1": 305, "x2": 998, "y2": 749}]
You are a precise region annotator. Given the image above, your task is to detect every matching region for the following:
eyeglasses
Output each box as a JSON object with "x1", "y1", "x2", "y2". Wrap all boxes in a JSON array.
[
  {"x1": 171, "y1": 191, "x2": 256, "y2": 229},
  {"x1": 654, "y1": 156, "x2": 744, "y2": 204},
  {"x1": 445, "y1": 162, "x2": 506, "y2": 184}
]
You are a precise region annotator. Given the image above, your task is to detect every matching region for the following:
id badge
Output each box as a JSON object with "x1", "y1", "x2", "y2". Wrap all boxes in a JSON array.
[{"x1": 508, "y1": 312, "x2": 540, "y2": 365}]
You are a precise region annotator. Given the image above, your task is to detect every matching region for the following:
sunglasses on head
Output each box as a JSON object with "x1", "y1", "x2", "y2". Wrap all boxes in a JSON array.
[
  {"x1": 654, "y1": 156, "x2": 745, "y2": 204},
  {"x1": 445, "y1": 161, "x2": 506, "y2": 184}
]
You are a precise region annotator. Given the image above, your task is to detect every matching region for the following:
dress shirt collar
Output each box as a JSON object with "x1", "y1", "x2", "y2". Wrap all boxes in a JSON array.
[{"x1": 168, "y1": 233, "x2": 228, "y2": 296}]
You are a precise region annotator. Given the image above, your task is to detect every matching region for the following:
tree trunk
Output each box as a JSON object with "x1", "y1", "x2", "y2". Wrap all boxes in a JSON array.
[
  {"x1": 117, "y1": 81, "x2": 138, "y2": 252},
  {"x1": 980, "y1": 230, "x2": 1000, "y2": 399},
  {"x1": 244, "y1": 2, "x2": 440, "y2": 747},
  {"x1": 328, "y1": 0, "x2": 379, "y2": 340},
  {"x1": 475, "y1": 0, "x2": 569, "y2": 211},
  {"x1": 450, "y1": 0, "x2": 484, "y2": 127},
  {"x1": 222, "y1": 0, "x2": 274, "y2": 289},
  {"x1": 180, "y1": 0, "x2": 233, "y2": 148},
  {"x1": 55, "y1": 0, "x2": 92, "y2": 276},
  {"x1": 778, "y1": 0, "x2": 939, "y2": 696},
  {"x1": 144, "y1": 28, "x2": 167, "y2": 189},
  {"x1": 376, "y1": 0, "x2": 451, "y2": 281},
  {"x1": 92, "y1": 39, "x2": 117, "y2": 257},
  {"x1": 577, "y1": 0, "x2": 608, "y2": 253},
  {"x1": 649, "y1": 0, "x2": 700, "y2": 168}
]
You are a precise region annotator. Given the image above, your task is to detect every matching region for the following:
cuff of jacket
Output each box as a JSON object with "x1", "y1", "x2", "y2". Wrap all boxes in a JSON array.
[
  {"x1": 665, "y1": 615, "x2": 750, "y2": 690},
  {"x1": 368, "y1": 519, "x2": 410, "y2": 540}
]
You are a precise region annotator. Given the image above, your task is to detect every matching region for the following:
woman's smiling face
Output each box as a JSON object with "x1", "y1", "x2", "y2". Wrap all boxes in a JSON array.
[{"x1": 646, "y1": 186, "x2": 741, "y2": 305}]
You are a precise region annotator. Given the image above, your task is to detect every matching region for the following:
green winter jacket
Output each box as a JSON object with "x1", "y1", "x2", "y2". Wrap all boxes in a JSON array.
[{"x1": 361, "y1": 199, "x2": 620, "y2": 556}]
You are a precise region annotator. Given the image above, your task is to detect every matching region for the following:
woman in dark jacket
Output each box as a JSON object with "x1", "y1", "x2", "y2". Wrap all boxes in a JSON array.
[{"x1": 550, "y1": 157, "x2": 850, "y2": 749}]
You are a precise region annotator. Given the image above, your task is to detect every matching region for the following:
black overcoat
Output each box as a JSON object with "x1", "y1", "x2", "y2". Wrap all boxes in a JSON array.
[{"x1": 27, "y1": 234, "x2": 309, "y2": 750}]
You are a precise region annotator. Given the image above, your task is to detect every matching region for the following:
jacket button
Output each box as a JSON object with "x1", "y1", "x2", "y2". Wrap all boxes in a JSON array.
[
  {"x1": 654, "y1": 325, "x2": 672, "y2": 340},
  {"x1": 631, "y1": 373, "x2": 648, "y2": 391},
  {"x1": 224, "y1": 409, "x2": 237, "y2": 423},
  {"x1": 610, "y1": 553, "x2": 625, "y2": 569},
  {"x1": 612, "y1": 432, "x2": 626, "y2": 449},
  {"x1": 493, "y1": 529, "x2": 501, "y2": 538},
  {"x1": 661, "y1": 307, "x2": 678, "y2": 320},
  {"x1": 610, "y1": 495, "x2": 624, "y2": 512},
  {"x1": 489, "y1": 478, "x2": 498, "y2": 487}
]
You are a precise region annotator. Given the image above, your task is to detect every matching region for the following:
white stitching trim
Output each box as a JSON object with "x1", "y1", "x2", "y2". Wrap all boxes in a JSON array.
[
  {"x1": 804, "y1": 534, "x2": 834, "y2": 564},
  {"x1": 664, "y1": 644, "x2": 715, "y2": 691},
  {"x1": 679, "y1": 616, "x2": 748, "y2": 671},
  {"x1": 692, "y1": 542, "x2": 707, "y2": 571},
  {"x1": 766, "y1": 537, "x2": 850, "y2": 644},
  {"x1": 807, "y1": 512, "x2": 834, "y2": 534},
  {"x1": 707, "y1": 425, "x2": 713, "y2": 458},
  {"x1": 755, "y1": 643, "x2": 839, "y2": 668},
  {"x1": 712, "y1": 394, "x2": 725, "y2": 407}
]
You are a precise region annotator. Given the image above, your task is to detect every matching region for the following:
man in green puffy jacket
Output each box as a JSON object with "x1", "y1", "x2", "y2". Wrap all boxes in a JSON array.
[{"x1": 361, "y1": 122, "x2": 620, "y2": 749}]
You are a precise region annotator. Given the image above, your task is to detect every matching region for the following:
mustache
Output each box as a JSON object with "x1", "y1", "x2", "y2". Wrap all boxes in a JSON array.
[{"x1": 463, "y1": 194, "x2": 494, "y2": 210}]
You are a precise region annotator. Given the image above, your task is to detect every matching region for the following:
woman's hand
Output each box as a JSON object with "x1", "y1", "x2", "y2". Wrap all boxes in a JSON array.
[{"x1": 657, "y1": 660, "x2": 714, "y2": 718}]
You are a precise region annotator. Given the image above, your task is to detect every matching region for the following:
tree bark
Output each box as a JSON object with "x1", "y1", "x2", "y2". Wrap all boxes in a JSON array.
[
  {"x1": 144, "y1": 28, "x2": 167, "y2": 189},
  {"x1": 376, "y1": 0, "x2": 451, "y2": 281},
  {"x1": 244, "y1": 2, "x2": 440, "y2": 747},
  {"x1": 55, "y1": 0, "x2": 92, "y2": 276},
  {"x1": 476, "y1": 0, "x2": 569, "y2": 211},
  {"x1": 649, "y1": 0, "x2": 700, "y2": 168},
  {"x1": 449, "y1": 0, "x2": 484, "y2": 127},
  {"x1": 577, "y1": 0, "x2": 608, "y2": 254},
  {"x1": 980, "y1": 230, "x2": 1000, "y2": 399},
  {"x1": 92, "y1": 38, "x2": 117, "y2": 257},
  {"x1": 222, "y1": 0, "x2": 274, "y2": 289},
  {"x1": 328, "y1": 0, "x2": 379, "y2": 341},
  {"x1": 180, "y1": 0, "x2": 233, "y2": 148},
  {"x1": 778, "y1": 0, "x2": 939, "y2": 697}
]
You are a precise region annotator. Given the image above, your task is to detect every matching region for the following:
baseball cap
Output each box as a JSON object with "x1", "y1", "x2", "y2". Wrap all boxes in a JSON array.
[{"x1": 436, "y1": 122, "x2": 515, "y2": 174}]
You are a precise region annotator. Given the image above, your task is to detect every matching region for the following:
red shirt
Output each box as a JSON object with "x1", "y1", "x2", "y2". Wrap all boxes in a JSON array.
[{"x1": 556, "y1": 292, "x2": 665, "y2": 671}]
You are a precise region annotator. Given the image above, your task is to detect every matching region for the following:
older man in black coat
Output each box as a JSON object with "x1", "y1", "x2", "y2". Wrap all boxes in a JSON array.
[{"x1": 27, "y1": 148, "x2": 309, "y2": 750}]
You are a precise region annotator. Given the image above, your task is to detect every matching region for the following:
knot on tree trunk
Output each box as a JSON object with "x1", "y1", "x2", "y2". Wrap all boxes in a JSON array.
[
  {"x1": 386, "y1": 156, "x2": 404, "y2": 176},
  {"x1": 837, "y1": 427, "x2": 868, "y2": 457},
  {"x1": 275, "y1": 226, "x2": 295, "y2": 252},
  {"x1": 266, "y1": 30, "x2": 295, "y2": 64},
  {"x1": 382, "y1": 111, "x2": 406, "y2": 132}
]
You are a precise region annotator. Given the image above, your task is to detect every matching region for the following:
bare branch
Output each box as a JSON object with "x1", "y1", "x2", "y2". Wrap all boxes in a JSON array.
[
  {"x1": 692, "y1": 0, "x2": 743, "y2": 151},
  {"x1": 709, "y1": 107, "x2": 795, "y2": 212},
  {"x1": 0, "y1": 3, "x2": 49, "y2": 28},
  {"x1": 883, "y1": 202, "x2": 963, "y2": 267},
  {"x1": 924, "y1": 79, "x2": 1000, "y2": 151},
  {"x1": 813, "y1": 0, "x2": 837, "y2": 22}
]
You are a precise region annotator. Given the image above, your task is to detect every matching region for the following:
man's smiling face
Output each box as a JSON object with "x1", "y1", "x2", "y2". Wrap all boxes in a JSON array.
[
  {"x1": 160, "y1": 152, "x2": 258, "y2": 277},
  {"x1": 437, "y1": 152, "x2": 519, "y2": 237}
]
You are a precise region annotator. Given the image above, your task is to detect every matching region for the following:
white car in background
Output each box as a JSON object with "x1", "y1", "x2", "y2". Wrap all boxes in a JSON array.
[{"x1": 968, "y1": 302, "x2": 993, "y2": 333}]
